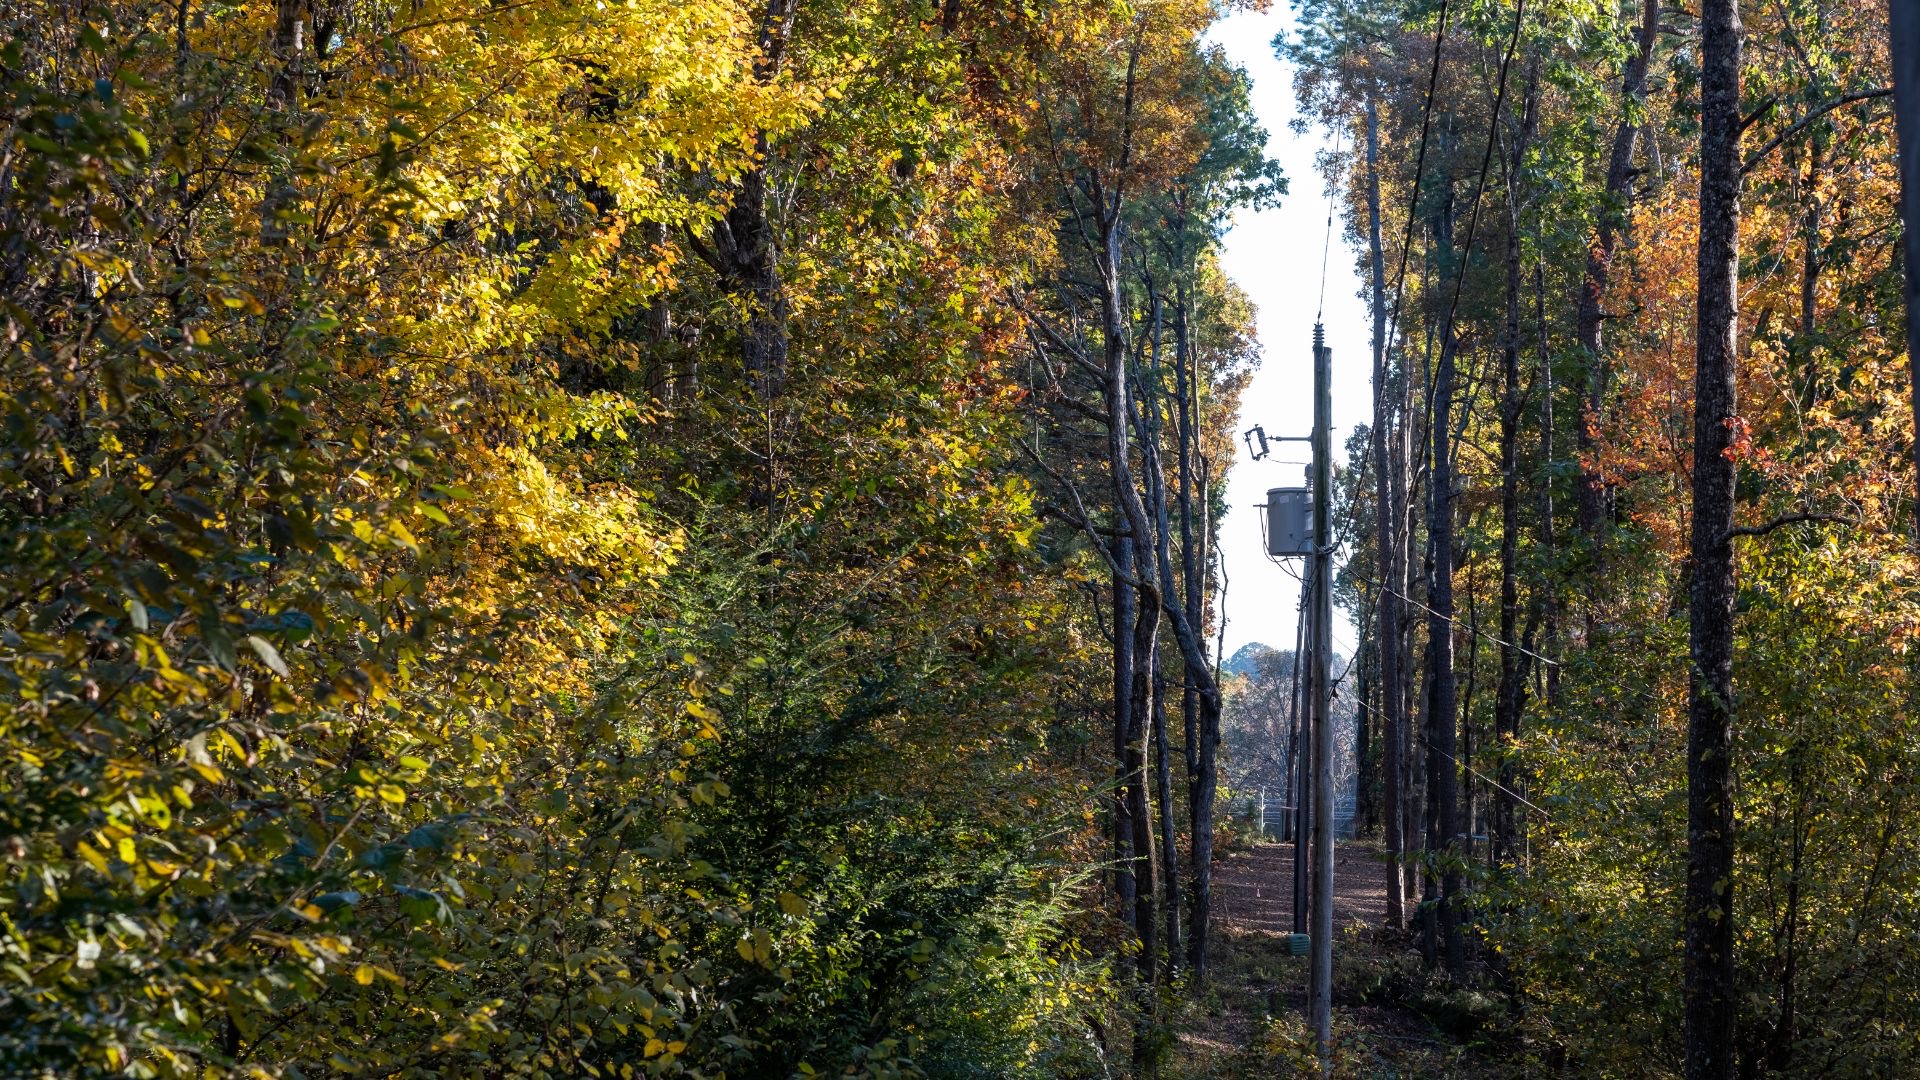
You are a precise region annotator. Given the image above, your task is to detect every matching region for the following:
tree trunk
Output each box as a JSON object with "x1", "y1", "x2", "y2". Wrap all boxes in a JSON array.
[
  {"x1": 1088, "y1": 183, "x2": 1182, "y2": 986},
  {"x1": 1356, "y1": 636, "x2": 1377, "y2": 836},
  {"x1": 1534, "y1": 254, "x2": 1560, "y2": 710},
  {"x1": 1103, "y1": 229, "x2": 1160, "y2": 984},
  {"x1": 266, "y1": 0, "x2": 305, "y2": 108},
  {"x1": 713, "y1": 151, "x2": 789, "y2": 400},
  {"x1": 1426, "y1": 190, "x2": 1465, "y2": 976},
  {"x1": 1574, "y1": 0, "x2": 1659, "y2": 539},
  {"x1": 1891, "y1": 0, "x2": 1920, "y2": 540},
  {"x1": 1112, "y1": 550, "x2": 1139, "y2": 934},
  {"x1": 1172, "y1": 266, "x2": 1201, "y2": 975},
  {"x1": 1143, "y1": 310, "x2": 1186, "y2": 975},
  {"x1": 1418, "y1": 624, "x2": 1439, "y2": 966},
  {"x1": 1366, "y1": 92, "x2": 1411, "y2": 927},
  {"x1": 1152, "y1": 664, "x2": 1181, "y2": 976},
  {"x1": 1151, "y1": 207, "x2": 1226, "y2": 983},
  {"x1": 711, "y1": 0, "x2": 798, "y2": 401},
  {"x1": 1794, "y1": 141, "x2": 1824, "y2": 415},
  {"x1": 1494, "y1": 69, "x2": 1538, "y2": 868},
  {"x1": 1684, "y1": 0, "x2": 1743, "y2": 1074}
]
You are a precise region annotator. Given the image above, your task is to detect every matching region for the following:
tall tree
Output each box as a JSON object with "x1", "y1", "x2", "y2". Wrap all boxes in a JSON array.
[
  {"x1": 704, "y1": 0, "x2": 800, "y2": 400},
  {"x1": 1425, "y1": 183, "x2": 1465, "y2": 974},
  {"x1": 1893, "y1": 0, "x2": 1920, "y2": 537},
  {"x1": 1364, "y1": 91, "x2": 1411, "y2": 926},
  {"x1": 1493, "y1": 65, "x2": 1539, "y2": 867},
  {"x1": 1684, "y1": 0, "x2": 1744, "y2": 1074},
  {"x1": 1573, "y1": 0, "x2": 1659, "y2": 539}
]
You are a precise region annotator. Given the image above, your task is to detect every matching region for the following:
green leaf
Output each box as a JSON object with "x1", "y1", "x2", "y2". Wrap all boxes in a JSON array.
[{"x1": 246, "y1": 635, "x2": 290, "y2": 678}]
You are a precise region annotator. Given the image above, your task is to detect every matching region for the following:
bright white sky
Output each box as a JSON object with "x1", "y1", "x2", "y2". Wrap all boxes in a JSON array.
[{"x1": 1207, "y1": 6, "x2": 1372, "y2": 661}]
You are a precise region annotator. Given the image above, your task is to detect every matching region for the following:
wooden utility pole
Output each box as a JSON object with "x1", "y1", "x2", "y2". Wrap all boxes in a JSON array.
[
  {"x1": 1292, "y1": 568, "x2": 1311, "y2": 932},
  {"x1": 1309, "y1": 322, "x2": 1336, "y2": 1071}
]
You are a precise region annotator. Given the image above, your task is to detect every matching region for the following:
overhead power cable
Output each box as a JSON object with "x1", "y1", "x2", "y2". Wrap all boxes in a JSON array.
[
  {"x1": 1350, "y1": 692, "x2": 1554, "y2": 821},
  {"x1": 1316, "y1": 127, "x2": 1344, "y2": 322},
  {"x1": 1435, "y1": 0, "x2": 1531, "y2": 354},
  {"x1": 1382, "y1": 0, "x2": 1452, "y2": 337}
]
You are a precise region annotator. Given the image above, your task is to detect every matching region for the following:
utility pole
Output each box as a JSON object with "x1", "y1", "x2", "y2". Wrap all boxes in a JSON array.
[
  {"x1": 1292, "y1": 567, "x2": 1310, "y2": 932},
  {"x1": 1248, "y1": 328, "x2": 1335, "y2": 1070},
  {"x1": 1310, "y1": 321, "x2": 1335, "y2": 1070}
]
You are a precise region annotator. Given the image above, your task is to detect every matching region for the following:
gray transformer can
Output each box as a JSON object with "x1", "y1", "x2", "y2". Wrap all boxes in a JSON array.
[{"x1": 1265, "y1": 487, "x2": 1312, "y2": 557}]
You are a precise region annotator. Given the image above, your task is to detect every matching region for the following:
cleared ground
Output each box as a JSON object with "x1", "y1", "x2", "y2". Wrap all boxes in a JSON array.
[{"x1": 1171, "y1": 840, "x2": 1519, "y2": 1078}]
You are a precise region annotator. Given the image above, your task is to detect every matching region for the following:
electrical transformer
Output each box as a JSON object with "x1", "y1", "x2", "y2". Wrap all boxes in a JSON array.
[{"x1": 1265, "y1": 487, "x2": 1312, "y2": 557}]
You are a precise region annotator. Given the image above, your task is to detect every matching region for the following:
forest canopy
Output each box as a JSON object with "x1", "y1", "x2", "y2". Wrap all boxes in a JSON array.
[{"x1": 0, "y1": 0, "x2": 1267, "y2": 1074}]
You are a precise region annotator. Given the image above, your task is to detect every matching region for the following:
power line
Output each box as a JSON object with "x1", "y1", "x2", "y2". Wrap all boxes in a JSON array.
[
  {"x1": 1434, "y1": 0, "x2": 1530, "y2": 357},
  {"x1": 1316, "y1": 127, "x2": 1344, "y2": 322},
  {"x1": 1349, "y1": 690, "x2": 1555, "y2": 822},
  {"x1": 1351, "y1": 569, "x2": 1559, "y2": 668},
  {"x1": 1382, "y1": 0, "x2": 1452, "y2": 345}
]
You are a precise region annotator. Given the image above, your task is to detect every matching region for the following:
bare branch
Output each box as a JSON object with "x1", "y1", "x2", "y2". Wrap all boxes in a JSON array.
[
  {"x1": 1741, "y1": 88, "x2": 1892, "y2": 176},
  {"x1": 1017, "y1": 441, "x2": 1150, "y2": 590},
  {"x1": 1722, "y1": 510, "x2": 1858, "y2": 542}
]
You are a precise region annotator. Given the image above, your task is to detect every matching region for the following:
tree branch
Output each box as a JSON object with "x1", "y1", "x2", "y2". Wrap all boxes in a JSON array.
[
  {"x1": 1722, "y1": 510, "x2": 1858, "y2": 543},
  {"x1": 1018, "y1": 441, "x2": 1150, "y2": 590},
  {"x1": 1741, "y1": 88, "x2": 1892, "y2": 176}
]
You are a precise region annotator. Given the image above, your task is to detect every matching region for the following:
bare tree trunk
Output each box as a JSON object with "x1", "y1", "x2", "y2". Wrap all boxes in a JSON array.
[
  {"x1": 1356, "y1": 636, "x2": 1378, "y2": 836},
  {"x1": 1153, "y1": 202, "x2": 1226, "y2": 982},
  {"x1": 1418, "y1": 623, "x2": 1439, "y2": 966},
  {"x1": 1426, "y1": 189, "x2": 1465, "y2": 976},
  {"x1": 1793, "y1": 141, "x2": 1824, "y2": 414},
  {"x1": 1685, "y1": 0, "x2": 1743, "y2": 1074},
  {"x1": 1534, "y1": 255, "x2": 1560, "y2": 711},
  {"x1": 1397, "y1": 355, "x2": 1420, "y2": 892},
  {"x1": 1113, "y1": 284, "x2": 1161, "y2": 990},
  {"x1": 266, "y1": 0, "x2": 305, "y2": 108},
  {"x1": 1574, "y1": 0, "x2": 1659, "y2": 539},
  {"x1": 1366, "y1": 93, "x2": 1411, "y2": 927},
  {"x1": 1112, "y1": 548, "x2": 1139, "y2": 934},
  {"x1": 1171, "y1": 263, "x2": 1202, "y2": 975},
  {"x1": 1891, "y1": 0, "x2": 1920, "y2": 539},
  {"x1": 1152, "y1": 664, "x2": 1181, "y2": 976},
  {"x1": 1494, "y1": 68, "x2": 1538, "y2": 868},
  {"x1": 1143, "y1": 303, "x2": 1185, "y2": 974}
]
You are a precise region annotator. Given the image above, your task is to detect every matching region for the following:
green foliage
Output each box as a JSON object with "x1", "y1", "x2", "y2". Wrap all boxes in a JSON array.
[{"x1": 0, "y1": 0, "x2": 1281, "y2": 1073}]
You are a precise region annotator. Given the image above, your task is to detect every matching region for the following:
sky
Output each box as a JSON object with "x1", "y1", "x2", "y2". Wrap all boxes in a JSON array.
[{"x1": 1206, "y1": 5, "x2": 1373, "y2": 662}]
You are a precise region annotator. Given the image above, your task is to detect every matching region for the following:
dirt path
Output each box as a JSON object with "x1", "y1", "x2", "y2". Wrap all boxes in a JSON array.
[
  {"x1": 1171, "y1": 840, "x2": 1396, "y2": 1075},
  {"x1": 1172, "y1": 840, "x2": 1515, "y2": 1077},
  {"x1": 1210, "y1": 838, "x2": 1392, "y2": 934}
]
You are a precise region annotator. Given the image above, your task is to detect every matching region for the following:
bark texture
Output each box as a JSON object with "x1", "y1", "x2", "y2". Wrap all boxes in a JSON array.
[
  {"x1": 1366, "y1": 93, "x2": 1411, "y2": 927},
  {"x1": 1685, "y1": 0, "x2": 1743, "y2": 1074}
]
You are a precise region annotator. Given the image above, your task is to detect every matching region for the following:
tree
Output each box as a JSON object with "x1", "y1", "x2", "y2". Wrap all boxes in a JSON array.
[
  {"x1": 1574, "y1": 0, "x2": 1660, "y2": 540},
  {"x1": 1684, "y1": 0, "x2": 1744, "y2": 1074},
  {"x1": 1893, "y1": 0, "x2": 1920, "y2": 536}
]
